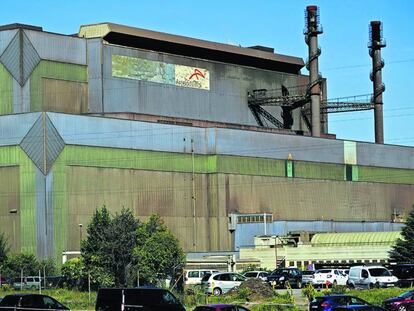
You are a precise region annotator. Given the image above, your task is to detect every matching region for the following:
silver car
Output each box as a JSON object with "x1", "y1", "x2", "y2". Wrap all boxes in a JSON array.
[{"x1": 201, "y1": 272, "x2": 246, "y2": 296}]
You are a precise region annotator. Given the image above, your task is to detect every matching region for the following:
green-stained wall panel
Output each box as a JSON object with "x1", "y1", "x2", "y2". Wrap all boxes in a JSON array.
[
  {"x1": 295, "y1": 161, "x2": 344, "y2": 181},
  {"x1": 0, "y1": 146, "x2": 36, "y2": 253},
  {"x1": 30, "y1": 60, "x2": 87, "y2": 112},
  {"x1": 0, "y1": 64, "x2": 13, "y2": 115},
  {"x1": 358, "y1": 166, "x2": 414, "y2": 184},
  {"x1": 217, "y1": 156, "x2": 285, "y2": 177}
]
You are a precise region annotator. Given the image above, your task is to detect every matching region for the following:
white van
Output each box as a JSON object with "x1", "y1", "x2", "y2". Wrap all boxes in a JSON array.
[
  {"x1": 347, "y1": 265, "x2": 398, "y2": 289},
  {"x1": 184, "y1": 270, "x2": 219, "y2": 286}
]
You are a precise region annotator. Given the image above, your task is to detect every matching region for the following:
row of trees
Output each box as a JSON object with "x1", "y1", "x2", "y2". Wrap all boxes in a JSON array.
[
  {"x1": 62, "y1": 207, "x2": 185, "y2": 288},
  {"x1": 0, "y1": 235, "x2": 57, "y2": 278}
]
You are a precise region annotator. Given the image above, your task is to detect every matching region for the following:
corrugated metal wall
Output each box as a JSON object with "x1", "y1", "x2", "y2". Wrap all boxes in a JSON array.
[
  {"x1": 30, "y1": 61, "x2": 87, "y2": 112},
  {"x1": 0, "y1": 63, "x2": 13, "y2": 115},
  {"x1": 48, "y1": 144, "x2": 414, "y2": 260},
  {"x1": 98, "y1": 44, "x2": 300, "y2": 128},
  {"x1": 0, "y1": 146, "x2": 36, "y2": 254},
  {"x1": 47, "y1": 113, "x2": 414, "y2": 170}
]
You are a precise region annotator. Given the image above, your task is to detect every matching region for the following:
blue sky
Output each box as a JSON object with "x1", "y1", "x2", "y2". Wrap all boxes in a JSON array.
[{"x1": 2, "y1": 0, "x2": 413, "y2": 145}]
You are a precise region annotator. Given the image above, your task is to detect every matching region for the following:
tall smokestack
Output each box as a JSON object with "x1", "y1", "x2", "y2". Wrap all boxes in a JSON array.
[
  {"x1": 369, "y1": 21, "x2": 386, "y2": 144},
  {"x1": 305, "y1": 5, "x2": 323, "y2": 137}
]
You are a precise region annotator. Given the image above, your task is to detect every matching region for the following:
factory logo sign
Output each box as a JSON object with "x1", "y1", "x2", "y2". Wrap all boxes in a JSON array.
[{"x1": 112, "y1": 54, "x2": 210, "y2": 90}]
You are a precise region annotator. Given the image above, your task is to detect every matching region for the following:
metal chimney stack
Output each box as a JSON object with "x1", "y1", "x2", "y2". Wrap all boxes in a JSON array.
[
  {"x1": 369, "y1": 21, "x2": 386, "y2": 144},
  {"x1": 305, "y1": 5, "x2": 323, "y2": 137}
]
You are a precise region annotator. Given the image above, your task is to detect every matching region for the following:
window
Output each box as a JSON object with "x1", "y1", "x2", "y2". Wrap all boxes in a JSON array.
[
  {"x1": 361, "y1": 270, "x2": 369, "y2": 278},
  {"x1": 188, "y1": 271, "x2": 199, "y2": 278},
  {"x1": 218, "y1": 274, "x2": 231, "y2": 281}
]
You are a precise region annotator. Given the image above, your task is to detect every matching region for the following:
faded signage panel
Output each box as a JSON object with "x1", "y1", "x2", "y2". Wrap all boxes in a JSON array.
[
  {"x1": 175, "y1": 65, "x2": 209, "y2": 90},
  {"x1": 111, "y1": 54, "x2": 209, "y2": 90},
  {"x1": 344, "y1": 141, "x2": 357, "y2": 165}
]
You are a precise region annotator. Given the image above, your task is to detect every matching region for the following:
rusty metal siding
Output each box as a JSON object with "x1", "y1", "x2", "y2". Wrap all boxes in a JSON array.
[
  {"x1": 64, "y1": 166, "x2": 226, "y2": 252},
  {"x1": 219, "y1": 174, "x2": 414, "y2": 222},
  {"x1": 100, "y1": 44, "x2": 300, "y2": 128},
  {"x1": 87, "y1": 39, "x2": 103, "y2": 112},
  {"x1": 0, "y1": 166, "x2": 20, "y2": 252},
  {"x1": 0, "y1": 29, "x2": 18, "y2": 56},
  {"x1": 24, "y1": 30, "x2": 86, "y2": 65},
  {"x1": 0, "y1": 113, "x2": 40, "y2": 146},
  {"x1": 42, "y1": 78, "x2": 88, "y2": 113},
  {"x1": 357, "y1": 142, "x2": 414, "y2": 170}
]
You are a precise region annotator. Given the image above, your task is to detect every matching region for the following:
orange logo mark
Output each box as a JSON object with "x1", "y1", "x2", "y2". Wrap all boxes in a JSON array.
[{"x1": 189, "y1": 69, "x2": 205, "y2": 80}]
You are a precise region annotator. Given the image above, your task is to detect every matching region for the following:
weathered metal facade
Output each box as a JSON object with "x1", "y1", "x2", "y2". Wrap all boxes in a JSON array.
[{"x1": 0, "y1": 23, "x2": 412, "y2": 263}]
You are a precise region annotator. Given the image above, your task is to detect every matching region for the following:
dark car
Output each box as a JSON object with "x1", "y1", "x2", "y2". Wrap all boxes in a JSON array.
[
  {"x1": 383, "y1": 290, "x2": 414, "y2": 311},
  {"x1": 267, "y1": 267, "x2": 302, "y2": 288},
  {"x1": 309, "y1": 295, "x2": 370, "y2": 311},
  {"x1": 390, "y1": 265, "x2": 414, "y2": 288},
  {"x1": 193, "y1": 304, "x2": 250, "y2": 311},
  {"x1": 333, "y1": 306, "x2": 387, "y2": 311},
  {"x1": 96, "y1": 287, "x2": 186, "y2": 311},
  {"x1": 0, "y1": 294, "x2": 68, "y2": 311}
]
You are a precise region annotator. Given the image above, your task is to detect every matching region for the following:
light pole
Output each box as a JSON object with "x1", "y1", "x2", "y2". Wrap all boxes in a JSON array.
[
  {"x1": 79, "y1": 224, "x2": 83, "y2": 249},
  {"x1": 9, "y1": 209, "x2": 18, "y2": 251},
  {"x1": 274, "y1": 235, "x2": 279, "y2": 269}
]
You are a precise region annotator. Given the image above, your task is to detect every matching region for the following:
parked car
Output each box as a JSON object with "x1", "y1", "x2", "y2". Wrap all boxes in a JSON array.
[
  {"x1": 382, "y1": 290, "x2": 414, "y2": 311},
  {"x1": 185, "y1": 270, "x2": 220, "y2": 286},
  {"x1": 309, "y1": 295, "x2": 370, "y2": 311},
  {"x1": 242, "y1": 271, "x2": 269, "y2": 281},
  {"x1": 347, "y1": 266, "x2": 398, "y2": 289},
  {"x1": 312, "y1": 269, "x2": 348, "y2": 287},
  {"x1": 193, "y1": 304, "x2": 250, "y2": 311},
  {"x1": 96, "y1": 287, "x2": 185, "y2": 311},
  {"x1": 333, "y1": 306, "x2": 387, "y2": 311},
  {"x1": 201, "y1": 272, "x2": 246, "y2": 296},
  {"x1": 12, "y1": 276, "x2": 42, "y2": 290},
  {"x1": 302, "y1": 270, "x2": 316, "y2": 285},
  {"x1": 390, "y1": 264, "x2": 414, "y2": 288},
  {"x1": 0, "y1": 276, "x2": 11, "y2": 286},
  {"x1": 0, "y1": 294, "x2": 68, "y2": 311},
  {"x1": 267, "y1": 267, "x2": 302, "y2": 288}
]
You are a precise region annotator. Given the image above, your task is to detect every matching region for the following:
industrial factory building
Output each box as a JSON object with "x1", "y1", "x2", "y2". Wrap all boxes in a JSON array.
[{"x1": 0, "y1": 7, "x2": 413, "y2": 264}]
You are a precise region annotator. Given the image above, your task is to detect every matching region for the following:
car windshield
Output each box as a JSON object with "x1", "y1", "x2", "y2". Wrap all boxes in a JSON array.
[
  {"x1": 368, "y1": 268, "x2": 391, "y2": 277},
  {"x1": 244, "y1": 272, "x2": 257, "y2": 277},
  {"x1": 398, "y1": 291, "x2": 414, "y2": 298}
]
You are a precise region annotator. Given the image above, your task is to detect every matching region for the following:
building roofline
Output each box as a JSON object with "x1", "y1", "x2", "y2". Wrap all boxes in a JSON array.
[{"x1": 78, "y1": 22, "x2": 304, "y2": 73}]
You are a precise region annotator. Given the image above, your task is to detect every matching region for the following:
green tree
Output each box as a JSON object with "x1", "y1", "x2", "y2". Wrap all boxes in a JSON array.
[
  {"x1": 81, "y1": 206, "x2": 114, "y2": 286},
  {"x1": 2, "y1": 253, "x2": 40, "y2": 278},
  {"x1": 0, "y1": 232, "x2": 10, "y2": 264},
  {"x1": 39, "y1": 258, "x2": 58, "y2": 276},
  {"x1": 61, "y1": 257, "x2": 85, "y2": 289},
  {"x1": 107, "y1": 208, "x2": 139, "y2": 286},
  {"x1": 389, "y1": 205, "x2": 414, "y2": 263},
  {"x1": 81, "y1": 206, "x2": 139, "y2": 287},
  {"x1": 132, "y1": 214, "x2": 185, "y2": 285}
]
